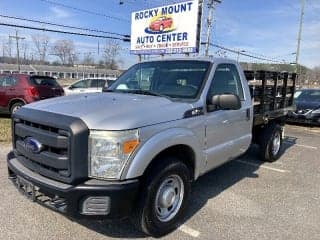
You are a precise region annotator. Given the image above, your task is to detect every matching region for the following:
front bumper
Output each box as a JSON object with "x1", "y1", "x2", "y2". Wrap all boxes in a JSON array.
[{"x1": 7, "y1": 151, "x2": 140, "y2": 219}]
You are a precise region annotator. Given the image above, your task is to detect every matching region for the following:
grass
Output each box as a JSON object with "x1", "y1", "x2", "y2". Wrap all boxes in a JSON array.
[{"x1": 0, "y1": 118, "x2": 12, "y2": 143}]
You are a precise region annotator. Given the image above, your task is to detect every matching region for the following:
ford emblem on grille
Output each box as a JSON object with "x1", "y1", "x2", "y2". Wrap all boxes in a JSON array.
[{"x1": 24, "y1": 137, "x2": 43, "y2": 154}]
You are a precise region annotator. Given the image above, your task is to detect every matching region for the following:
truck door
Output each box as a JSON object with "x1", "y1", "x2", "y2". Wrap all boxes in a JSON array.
[{"x1": 205, "y1": 63, "x2": 252, "y2": 171}]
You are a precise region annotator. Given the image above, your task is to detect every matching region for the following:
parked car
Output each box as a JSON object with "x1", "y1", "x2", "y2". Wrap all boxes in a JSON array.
[
  {"x1": 0, "y1": 74, "x2": 64, "y2": 114},
  {"x1": 64, "y1": 77, "x2": 116, "y2": 95},
  {"x1": 149, "y1": 16, "x2": 173, "y2": 31},
  {"x1": 287, "y1": 88, "x2": 320, "y2": 125}
]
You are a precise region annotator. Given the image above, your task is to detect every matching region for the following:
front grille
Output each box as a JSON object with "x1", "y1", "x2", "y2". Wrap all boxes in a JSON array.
[
  {"x1": 12, "y1": 108, "x2": 89, "y2": 184},
  {"x1": 14, "y1": 119, "x2": 71, "y2": 181}
]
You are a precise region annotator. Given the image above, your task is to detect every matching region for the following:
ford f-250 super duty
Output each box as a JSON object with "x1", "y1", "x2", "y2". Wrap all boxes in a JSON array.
[{"x1": 7, "y1": 58, "x2": 296, "y2": 236}]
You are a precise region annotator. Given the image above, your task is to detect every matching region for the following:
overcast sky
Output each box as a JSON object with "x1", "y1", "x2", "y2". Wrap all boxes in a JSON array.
[{"x1": 0, "y1": 0, "x2": 319, "y2": 68}]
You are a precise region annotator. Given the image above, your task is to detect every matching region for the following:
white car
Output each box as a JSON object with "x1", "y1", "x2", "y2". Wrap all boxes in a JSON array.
[{"x1": 63, "y1": 78, "x2": 116, "y2": 95}]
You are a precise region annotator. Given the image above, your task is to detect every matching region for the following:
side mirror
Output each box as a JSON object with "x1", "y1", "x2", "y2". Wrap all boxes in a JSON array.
[
  {"x1": 68, "y1": 85, "x2": 74, "y2": 90},
  {"x1": 210, "y1": 94, "x2": 241, "y2": 110}
]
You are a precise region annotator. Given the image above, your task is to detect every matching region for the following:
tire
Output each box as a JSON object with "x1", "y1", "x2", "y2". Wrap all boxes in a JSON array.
[
  {"x1": 259, "y1": 123, "x2": 283, "y2": 162},
  {"x1": 10, "y1": 102, "x2": 24, "y2": 114},
  {"x1": 132, "y1": 157, "x2": 191, "y2": 237}
]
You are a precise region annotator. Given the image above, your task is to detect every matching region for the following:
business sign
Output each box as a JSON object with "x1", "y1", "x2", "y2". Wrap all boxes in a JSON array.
[{"x1": 130, "y1": 0, "x2": 200, "y2": 55}]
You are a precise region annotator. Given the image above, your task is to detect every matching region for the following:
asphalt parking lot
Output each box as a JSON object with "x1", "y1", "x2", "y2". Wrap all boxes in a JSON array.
[{"x1": 0, "y1": 124, "x2": 319, "y2": 240}]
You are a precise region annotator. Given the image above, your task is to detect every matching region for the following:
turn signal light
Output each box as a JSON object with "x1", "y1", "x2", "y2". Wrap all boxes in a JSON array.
[{"x1": 122, "y1": 139, "x2": 139, "y2": 154}]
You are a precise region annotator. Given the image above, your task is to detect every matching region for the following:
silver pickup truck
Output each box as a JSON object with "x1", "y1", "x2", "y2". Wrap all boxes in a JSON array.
[{"x1": 7, "y1": 58, "x2": 296, "y2": 236}]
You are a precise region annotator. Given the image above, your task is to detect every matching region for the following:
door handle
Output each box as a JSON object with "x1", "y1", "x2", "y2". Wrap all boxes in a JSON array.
[{"x1": 246, "y1": 108, "x2": 251, "y2": 121}]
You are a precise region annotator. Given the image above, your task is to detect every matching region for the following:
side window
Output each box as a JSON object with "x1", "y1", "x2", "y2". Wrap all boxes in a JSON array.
[
  {"x1": 72, "y1": 80, "x2": 88, "y2": 88},
  {"x1": 208, "y1": 64, "x2": 244, "y2": 100},
  {"x1": 0, "y1": 76, "x2": 5, "y2": 87},
  {"x1": 90, "y1": 79, "x2": 99, "y2": 88},
  {"x1": 97, "y1": 80, "x2": 106, "y2": 88},
  {"x1": 0, "y1": 76, "x2": 17, "y2": 87}
]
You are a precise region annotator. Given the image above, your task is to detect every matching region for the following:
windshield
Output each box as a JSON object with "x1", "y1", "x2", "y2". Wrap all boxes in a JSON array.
[
  {"x1": 294, "y1": 89, "x2": 320, "y2": 102},
  {"x1": 109, "y1": 60, "x2": 211, "y2": 99},
  {"x1": 29, "y1": 76, "x2": 59, "y2": 87}
]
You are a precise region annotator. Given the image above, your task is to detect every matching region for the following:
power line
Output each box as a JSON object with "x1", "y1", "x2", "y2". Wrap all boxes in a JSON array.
[
  {"x1": 39, "y1": 0, "x2": 129, "y2": 22},
  {"x1": 0, "y1": 23, "x2": 130, "y2": 42},
  {"x1": 206, "y1": 42, "x2": 287, "y2": 63},
  {"x1": 0, "y1": 14, "x2": 129, "y2": 37}
]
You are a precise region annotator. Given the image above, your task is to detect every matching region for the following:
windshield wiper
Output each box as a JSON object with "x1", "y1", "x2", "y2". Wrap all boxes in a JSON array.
[
  {"x1": 104, "y1": 89, "x2": 170, "y2": 99},
  {"x1": 129, "y1": 89, "x2": 165, "y2": 97}
]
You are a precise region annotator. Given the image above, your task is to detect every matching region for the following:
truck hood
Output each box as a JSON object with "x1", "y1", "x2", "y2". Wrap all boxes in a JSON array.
[{"x1": 24, "y1": 93, "x2": 193, "y2": 130}]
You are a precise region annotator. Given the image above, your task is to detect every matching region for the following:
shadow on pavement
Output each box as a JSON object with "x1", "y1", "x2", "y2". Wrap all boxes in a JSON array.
[{"x1": 76, "y1": 218, "x2": 146, "y2": 238}]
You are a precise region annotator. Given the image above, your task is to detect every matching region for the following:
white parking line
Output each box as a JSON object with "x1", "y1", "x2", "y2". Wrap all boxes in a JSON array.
[
  {"x1": 235, "y1": 160, "x2": 289, "y2": 173},
  {"x1": 178, "y1": 224, "x2": 200, "y2": 238},
  {"x1": 295, "y1": 144, "x2": 318, "y2": 150}
]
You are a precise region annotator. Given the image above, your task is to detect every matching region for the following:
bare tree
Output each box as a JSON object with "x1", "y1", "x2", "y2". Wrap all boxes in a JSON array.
[
  {"x1": 82, "y1": 52, "x2": 95, "y2": 65},
  {"x1": 3, "y1": 38, "x2": 13, "y2": 57},
  {"x1": 1, "y1": 40, "x2": 5, "y2": 57},
  {"x1": 103, "y1": 40, "x2": 121, "y2": 69},
  {"x1": 310, "y1": 66, "x2": 320, "y2": 85},
  {"x1": 21, "y1": 42, "x2": 29, "y2": 61},
  {"x1": 32, "y1": 34, "x2": 50, "y2": 64},
  {"x1": 52, "y1": 39, "x2": 76, "y2": 65}
]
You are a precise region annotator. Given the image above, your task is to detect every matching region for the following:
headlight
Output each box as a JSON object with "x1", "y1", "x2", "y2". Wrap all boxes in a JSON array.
[{"x1": 89, "y1": 129, "x2": 139, "y2": 180}]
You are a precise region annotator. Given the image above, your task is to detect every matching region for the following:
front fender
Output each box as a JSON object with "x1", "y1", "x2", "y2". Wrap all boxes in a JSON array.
[{"x1": 121, "y1": 128, "x2": 204, "y2": 180}]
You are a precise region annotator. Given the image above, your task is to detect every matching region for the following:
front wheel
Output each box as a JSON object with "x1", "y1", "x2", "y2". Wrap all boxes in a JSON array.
[
  {"x1": 259, "y1": 123, "x2": 283, "y2": 162},
  {"x1": 132, "y1": 157, "x2": 191, "y2": 237},
  {"x1": 10, "y1": 102, "x2": 24, "y2": 114}
]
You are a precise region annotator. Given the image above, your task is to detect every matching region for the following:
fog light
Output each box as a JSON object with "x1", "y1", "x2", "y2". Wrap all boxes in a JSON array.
[{"x1": 81, "y1": 196, "x2": 110, "y2": 215}]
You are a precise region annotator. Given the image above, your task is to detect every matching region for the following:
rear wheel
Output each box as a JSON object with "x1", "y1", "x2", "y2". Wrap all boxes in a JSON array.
[
  {"x1": 10, "y1": 102, "x2": 24, "y2": 114},
  {"x1": 132, "y1": 157, "x2": 191, "y2": 237},
  {"x1": 259, "y1": 123, "x2": 283, "y2": 162}
]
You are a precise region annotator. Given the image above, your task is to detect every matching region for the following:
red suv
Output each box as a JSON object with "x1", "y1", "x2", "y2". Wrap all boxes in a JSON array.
[{"x1": 0, "y1": 74, "x2": 64, "y2": 114}]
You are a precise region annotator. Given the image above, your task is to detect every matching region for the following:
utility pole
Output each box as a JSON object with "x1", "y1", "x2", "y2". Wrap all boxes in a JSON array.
[
  {"x1": 204, "y1": 0, "x2": 221, "y2": 56},
  {"x1": 9, "y1": 30, "x2": 25, "y2": 72},
  {"x1": 295, "y1": 0, "x2": 305, "y2": 75}
]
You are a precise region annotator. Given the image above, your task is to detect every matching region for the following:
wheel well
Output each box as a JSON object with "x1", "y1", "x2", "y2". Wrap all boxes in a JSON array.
[
  {"x1": 9, "y1": 99, "x2": 25, "y2": 110},
  {"x1": 253, "y1": 119, "x2": 285, "y2": 143},
  {"x1": 143, "y1": 144, "x2": 196, "y2": 181}
]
